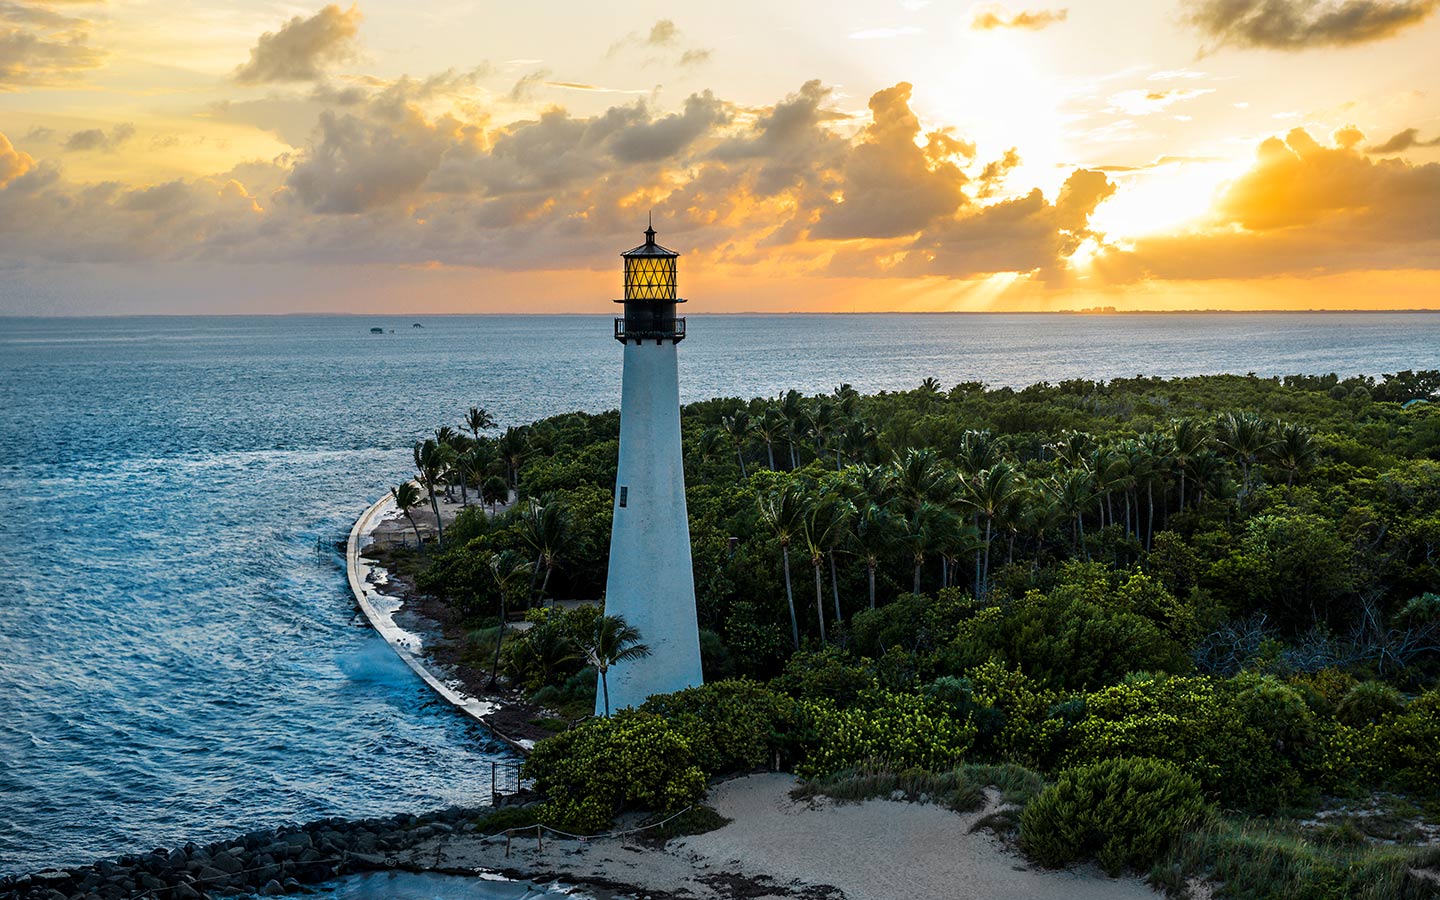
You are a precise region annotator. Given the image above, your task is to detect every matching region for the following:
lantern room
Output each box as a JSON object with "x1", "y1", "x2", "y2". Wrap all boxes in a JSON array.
[{"x1": 614, "y1": 224, "x2": 686, "y2": 343}]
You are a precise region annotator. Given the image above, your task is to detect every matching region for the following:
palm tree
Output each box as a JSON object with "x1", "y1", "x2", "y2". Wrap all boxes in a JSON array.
[
  {"x1": 757, "y1": 482, "x2": 806, "y2": 648},
  {"x1": 391, "y1": 482, "x2": 426, "y2": 549},
  {"x1": 900, "y1": 500, "x2": 955, "y2": 594},
  {"x1": 956, "y1": 429, "x2": 1001, "y2": 476},
  {"x1": 497, "y1": 426, "x2": 529, "y2": 490},
  {"x1": 1049, "y1": 468, "x2": 1095, "y2": 558},
  {"x1": 518, "y1": 497, "x2": 569, "y2": 600},
  {"x1": 485, "y1": 549, "x2": 533, "y2": 688},
  {"x1": 720, "y1": 411, "x2": 750, "y2": 478},
  {"x1": 1137, "y1": 431, "x2": 1173, "y2": 548},
  {"x1": 798, "y1": 496, "x2": 847, "y2": 641},
  {"x1": 752, "y1": 407, "x2": 785, "y2": 470},
  {"x1": 1169, "y1": 418, "x2": 1209, "y2": 511},
  {"x1": 583, "y1": 614, "x2": 652, "y2": 718},
  {"x1": 1217, "y1": 411, "x2": 1276, "y2": 505},
  {"x1": 807, "y1": 399, "x2": 840, "y2": 469},
  {"x1": 851, "y1": 501, "x2": 898, "y2": 608},
  {"x1": 464, "y1": 406, "x2": 496, "y2": 443},
  {"x1": 481, "y1": 474, "x2": 509, "y2": 513},
  {"x1": 965, "y1": 461, "x2": 1021, "y2": 597},
  {"x1": 412, "y1": 439, "x2": 450, "y2": 548},
  {"x1": 772, "y1": 390, "x2": 805, "y2": 468},
  {"x1": 1270, "y1": 422, "x2": 1317, "y2": 486},
  {"x1": 892, "y1": 447, "x2": 953, "y2": 513}
]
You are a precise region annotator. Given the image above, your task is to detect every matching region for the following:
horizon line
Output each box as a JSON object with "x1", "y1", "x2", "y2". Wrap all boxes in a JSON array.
[{"x1": 4, "y1": 308, "x2": 1440, "y2": 319}]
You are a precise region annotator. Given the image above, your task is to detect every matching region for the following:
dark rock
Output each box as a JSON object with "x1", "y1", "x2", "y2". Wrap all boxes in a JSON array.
[
  {"x1": 261, "y1": 879, "x2": 285, "y2": 896},
  {"x1": 139, "y1": 874, "x2": 166, "y2": 891},
  {"x1": 210, "y1": 853, "x2": 242, "y2": 876},
  {"x1": 173, "y1": 884, "x2": 203, "y2": 900},
  {"x1": 195, "y1": 865, "x2": 231, "y2": 889}
]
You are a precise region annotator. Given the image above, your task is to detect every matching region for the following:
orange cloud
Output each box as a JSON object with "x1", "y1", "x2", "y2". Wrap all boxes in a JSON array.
[
  {"x1": 970, "y1": 4, "x2": 1068, "y2": 30},
  {"x1": 1102, "y1": 128, "x2": 1440, "y2": 280}
]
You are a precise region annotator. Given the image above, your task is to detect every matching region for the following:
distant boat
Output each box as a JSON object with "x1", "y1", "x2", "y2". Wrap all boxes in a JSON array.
[
  {"x1": 370, "y1": 327, "x2": 384, "y2": 334},
  {"x1": 412, "y1": 322, "x2": 424, "y2": 328}
]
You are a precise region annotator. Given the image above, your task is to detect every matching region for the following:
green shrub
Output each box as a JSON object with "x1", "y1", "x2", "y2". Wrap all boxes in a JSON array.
[
  {"x1": 964, "y1": 661, "x2": 1070, "y2": 768},
  {"x1": 1067, "y1": 673, "x2": 1318, "y2": 812},
  {"x1": 1350, "y1": 690, "x2": 1440, "y2": 796},
  {"x1": 795, "y1": 688, "x2": 976, "y2": 779},
  {"x1": 773, "y1": 646, "x2": 873, "y2": 704},
  {"x1": 1019, "y1": 757, "x2": 1208, "y2": 876},
  {"x1": 640, "y1": 679, "x2": 800, "y2": 774},
  {"x1": 522, "y1": 711, "x2": 706, "y2": 833},
  {"x1": 1336, "y1": 680, "x2": 1406, "y2": 727}
]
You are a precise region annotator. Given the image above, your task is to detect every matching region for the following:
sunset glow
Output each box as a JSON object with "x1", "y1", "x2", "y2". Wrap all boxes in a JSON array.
[{"x1": 2, "y1": 0, "x2": 1438, "y2": 313}]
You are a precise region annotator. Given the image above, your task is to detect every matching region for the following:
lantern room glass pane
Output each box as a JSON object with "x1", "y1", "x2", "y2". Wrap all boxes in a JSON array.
[{"x1": 624, "y1": 256, "x2": 677, "y2": 300}]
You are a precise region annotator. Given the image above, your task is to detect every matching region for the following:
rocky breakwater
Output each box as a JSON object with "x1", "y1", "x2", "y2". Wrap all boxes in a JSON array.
[{"x1": 0, "y1": 804, "x2": 523, "y2": 900}]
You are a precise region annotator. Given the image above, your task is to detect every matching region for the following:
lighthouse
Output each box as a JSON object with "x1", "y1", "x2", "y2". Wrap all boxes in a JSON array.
[{"x1": 599, "y1": 222, "x2": 704, "y2": 714}]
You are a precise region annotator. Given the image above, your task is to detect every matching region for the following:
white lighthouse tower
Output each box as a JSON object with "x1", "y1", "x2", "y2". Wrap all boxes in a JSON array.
[{"x1": 599, "y1": 222, "x2": 704, "y2": 714}]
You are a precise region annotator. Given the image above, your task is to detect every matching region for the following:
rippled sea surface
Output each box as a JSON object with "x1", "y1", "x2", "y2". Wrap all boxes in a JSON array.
[{"x1": 2, "y1": 312, "x2": 1438, "y2": 874}]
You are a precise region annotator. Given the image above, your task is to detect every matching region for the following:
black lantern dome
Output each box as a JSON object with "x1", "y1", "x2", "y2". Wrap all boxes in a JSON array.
[{"x1": 614, "y1": 221, "x2": 685, "y2": 343}]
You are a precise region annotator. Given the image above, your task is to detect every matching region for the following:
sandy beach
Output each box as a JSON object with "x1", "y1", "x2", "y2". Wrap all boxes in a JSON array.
[{"x1": 396, "y1": 773, "x2": 1162, "y2": 900}]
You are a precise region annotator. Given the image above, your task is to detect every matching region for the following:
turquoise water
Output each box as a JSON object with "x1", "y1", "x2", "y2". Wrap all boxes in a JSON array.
[{"x1": 2, "y1": 312, "x2": 1438, "y2": 875}]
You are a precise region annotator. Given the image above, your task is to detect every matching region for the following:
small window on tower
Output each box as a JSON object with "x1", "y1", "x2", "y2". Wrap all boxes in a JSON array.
[{"x1": 618, "y1": 486, "x2": 628, "y2": 508}]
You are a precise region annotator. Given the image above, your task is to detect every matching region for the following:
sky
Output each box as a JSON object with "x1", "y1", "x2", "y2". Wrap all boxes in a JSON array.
[{"x1": 1, "y1": 0, "x2": 1438, "y2": 314}]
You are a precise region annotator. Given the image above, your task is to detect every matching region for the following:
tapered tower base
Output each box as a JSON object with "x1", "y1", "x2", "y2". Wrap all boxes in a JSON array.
[{"x1": 599, "y1": 338, "x2": 703, "y2": 715}]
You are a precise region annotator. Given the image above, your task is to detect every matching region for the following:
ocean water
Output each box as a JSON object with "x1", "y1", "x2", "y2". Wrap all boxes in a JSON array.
[{"x1": 1, "y1": 312, "x2": 1438, "y2": 875}]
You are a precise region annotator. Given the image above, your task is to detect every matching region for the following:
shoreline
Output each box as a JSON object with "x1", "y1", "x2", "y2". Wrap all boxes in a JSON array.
[{"x1": 346, "y1": 491, "x2": 534, "y2": 754}]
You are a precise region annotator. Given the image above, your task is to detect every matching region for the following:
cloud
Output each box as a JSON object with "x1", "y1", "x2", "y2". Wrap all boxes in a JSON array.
[
  {"x1": 0, "y1": 0, "x2": 106, "y2": 88},
  {"x1": 607, "y1": 18, "x2": 711, "y2": 67},
  {"x1": 16, "y1": 76, "x2": 1431, "y2": 289},
  {"x1": 970, "y1": 4, "x2": 1069, "y2": 30},
  {"x1": 811, "y1": 82, "x2": 972, "y2": 240},
  {"x1": 1366, "y1": 127, "x2": 1440, "y2": 153},
  {"x1": 63, "y1": 122, "x2": 135, "y2": 152},
  {"x1": 0, "y1": 129, "x2": 34, "y2": 185},
  {"x1": 1106, "y1": 128, "x2": 1440, "y2": 279},
  {"x1": 508, "y1": 68, "x2": 550, "y2": 102},
  {"x1": 234, "y1": 4, "x2": 361, "y2": 84},
  {"x1": 607, "y1": 90, "x2": 728, "y2": 162},
  {"x1": 1107, "y1": 87, "x2": 1214, "y2": 115},
  {"x1": 892, "y1": 168, "x2": 1114, "y2": 278},
  {"x1": 1183, "y1": 0, "x2": 1438, "y2": 50}
]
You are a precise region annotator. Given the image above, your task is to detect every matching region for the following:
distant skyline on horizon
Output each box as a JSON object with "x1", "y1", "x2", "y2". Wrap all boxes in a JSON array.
[{"x1": 1, "y1": 0, "x2": 1438, "y2": 314}]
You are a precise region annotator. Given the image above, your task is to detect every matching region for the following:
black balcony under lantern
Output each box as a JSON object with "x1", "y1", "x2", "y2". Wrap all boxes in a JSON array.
[{"x1": 614, "y1": 222, "x2": 686, "y2": 343}]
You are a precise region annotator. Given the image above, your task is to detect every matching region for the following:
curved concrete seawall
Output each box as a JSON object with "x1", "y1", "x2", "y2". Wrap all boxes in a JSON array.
[{"x1": 346, "y1": 492, "x2": 530, "y2": 753}]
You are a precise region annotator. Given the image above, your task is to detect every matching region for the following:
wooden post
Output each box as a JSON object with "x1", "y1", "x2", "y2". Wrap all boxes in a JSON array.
[
  {"x1": 536, "y1": 824, "x2": 543, "y2": 852},
  {"x1": 491, "y1": 761, "x2": 498, "y2": 806}
]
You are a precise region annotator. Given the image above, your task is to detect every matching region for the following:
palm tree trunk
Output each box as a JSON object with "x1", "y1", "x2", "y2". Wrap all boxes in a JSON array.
[
  {"x1": 539, "y1": 562, "x2": 554, "y2": 598},
  {"x1": 736, "y1": 447, "x2": 748, "y2": 479},
  {"x1": 766, "y1": 443, "x2": 775, "y2": 470},
  {"x1": 913, "y1": 559, "x2": 922, "y2": 594},
  {"x1": 405, "y1": 514, "x2": 424, "y2": 550},
  {"x1": 488, "y1": 595, "x2": 506, "y2": 689},
  {"x1": 1146, "y1": 481, "x2": 1154, "y2": 550},
  {"x1": 867, "y1": 563, "x2": 876, "y2": 609},
  {"x1": 829, "y1": 550, "x2": 842, "y2": 623},
  {"x1": 782, "y1": 545, "x2": 799, "y2": 649},
  {"x1": 429, "y1": 493, "x2": 445, "y2": 548},
  {"x1": 1178, "y1": 469, "x2": 1187, "y2": 511},
  {"x1": 813, "y1": 562, "x2": 827, "y2": 643},
  {"x1": 600, "y1": 669, "x2": 611, "y2": 718},
  {"x1": 982, "y1": 519, "x2": 993, "y2": 598}
]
